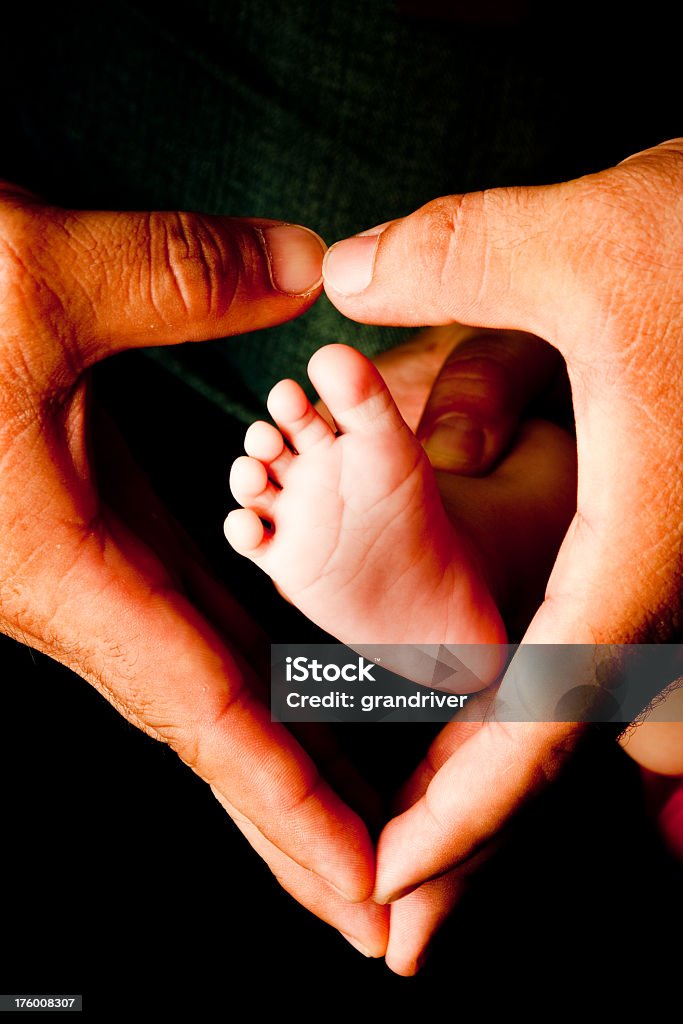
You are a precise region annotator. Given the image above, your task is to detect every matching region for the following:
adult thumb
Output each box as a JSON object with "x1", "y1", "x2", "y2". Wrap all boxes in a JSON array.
[
  {"x1": 0, "y1": 185, "x2": 326, "y2": 373},
  {"x1": 322, "y1": 180, "x2": 581, "y2": 345}
]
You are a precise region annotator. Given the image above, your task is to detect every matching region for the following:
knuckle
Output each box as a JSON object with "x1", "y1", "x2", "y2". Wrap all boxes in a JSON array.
[
  {"x1": 150, "y1": 211, "x2": 239, "y2": 324},
  {"x1": 414, "y1": 194, "x2": 470, "y2": 253},
  {"x1": 411, "y1": 193, "x2": 484, "y2": 315},
  {"x1": 409, "y1": 187, "x2": 538, "y2": 320}
]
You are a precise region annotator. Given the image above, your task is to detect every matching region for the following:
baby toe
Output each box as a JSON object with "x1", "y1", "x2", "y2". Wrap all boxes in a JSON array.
[
  {"x1": 224, "y1": 508, "x2": 267, "y2": 555},
  {"x1": 244, "y1": 421, "x2": 294, "y2": 486},
  {"x1": 267, "y1": 378, "x2": 334, "y2": 454},
  {"x1": 244, "y1": 421, "x2": 285, "y2": 463},
  {"x1": 230, "y1": 455, "x2": 277, "y2": 513}
]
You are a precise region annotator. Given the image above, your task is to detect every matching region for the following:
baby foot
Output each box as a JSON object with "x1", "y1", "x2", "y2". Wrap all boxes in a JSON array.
[{"x1": 225, "y1": 344, "x2": 505, "y2": 683}]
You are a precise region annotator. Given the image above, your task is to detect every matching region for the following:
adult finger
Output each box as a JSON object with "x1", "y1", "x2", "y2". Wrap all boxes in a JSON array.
[
  {"x1": 214, "y1": 790, "x2": 389, "y2": 958},
  {"x1": 322, "y1": 145, "x2": 683, "y2": 368},
  {"x1": 416, "y1": 330, "x2": 562, "y2": 473},
  {"x1": 386, "y1": 875, "x2": 464, "y2": 976},
  {"x1": 322, "y1": 178, "x2": 577, "y2": 343},
  {"x1": 375, "y1": 719, "x2": 579, "y2": 904},
  {"x1": 0, "y1": 188, "x2": 325, "y2": 373},
  {"x1": 385, "y1": 709, "x2": 493, "y2": 975}
]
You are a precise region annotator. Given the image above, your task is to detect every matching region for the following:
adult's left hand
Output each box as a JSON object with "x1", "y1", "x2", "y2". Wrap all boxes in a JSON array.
[{"x1": 0, "y1": 186, "x2": 384, "y2": 955}]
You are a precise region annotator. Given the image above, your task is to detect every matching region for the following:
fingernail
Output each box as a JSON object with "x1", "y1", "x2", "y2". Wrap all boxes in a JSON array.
[
  {"x1": 259, "y1": 224, "x2": 326, "y2": 296},
  {"x1": 323, "y1": 234, "x2": 381, "y2": 296},
  {"x1": 375, "y1": 881, "x2": 420, "y2": 905},
  {"x1": 339, "y1": 931, "x2": 373, "y2": 958},
  {"x1": 423, "y1": 415, "x2": 485, "y2": 472}
]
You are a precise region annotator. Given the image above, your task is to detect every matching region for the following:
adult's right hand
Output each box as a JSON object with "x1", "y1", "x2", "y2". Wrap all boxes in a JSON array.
[
  {"x1": 0, "y1": 185, "x2": 386, "y2": 956},
  {"x1": 322, "y1": 138, "x2": 683, "y2": 969}
]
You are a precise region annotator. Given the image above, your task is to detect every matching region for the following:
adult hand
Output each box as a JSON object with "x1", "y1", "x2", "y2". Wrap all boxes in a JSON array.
[
  {"x1": 323, "y1": 139, "x2": 683, "y2": 969},
  {"x1": 0, "y1": 185, "x2": 386, "y2": 955}
]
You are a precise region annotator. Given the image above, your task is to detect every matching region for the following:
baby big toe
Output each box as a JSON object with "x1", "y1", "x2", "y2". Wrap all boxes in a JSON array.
[{"x1": 307, "y1": 344, "x2": 406, "y2": 436}]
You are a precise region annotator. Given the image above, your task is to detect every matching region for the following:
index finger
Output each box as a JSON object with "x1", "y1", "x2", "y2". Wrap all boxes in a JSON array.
[{"x1": 375, "y1": 718, "x2": 578, "y2": 903}]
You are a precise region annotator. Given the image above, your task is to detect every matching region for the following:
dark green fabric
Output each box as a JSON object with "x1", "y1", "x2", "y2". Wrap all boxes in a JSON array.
[{"x1": 4, "y1": 2, "x2": 677, "y2": 422}]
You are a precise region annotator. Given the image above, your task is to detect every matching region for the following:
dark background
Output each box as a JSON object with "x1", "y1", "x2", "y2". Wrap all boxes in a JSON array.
[{"x1": 1, "y1": 2, "x2": 681, "y2": 1013}]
